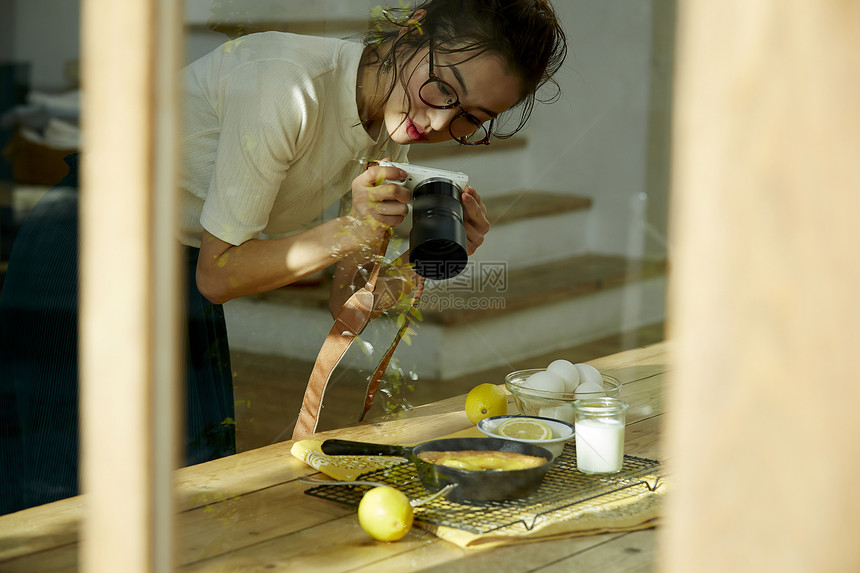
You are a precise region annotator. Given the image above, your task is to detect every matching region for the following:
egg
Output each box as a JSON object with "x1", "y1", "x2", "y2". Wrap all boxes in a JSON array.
[
  {"x1": 573, "y1": 380, "x2": 605, "y2": 398},
  {"x1": 524, "y1": 371, "x2": 566, "y2": 393},
  {"x1": 546, "y1": 359, "x2": 580, "y2": 392},
  {"x1": 574, "y1": 363, "x2": 603, "y2": 387}
]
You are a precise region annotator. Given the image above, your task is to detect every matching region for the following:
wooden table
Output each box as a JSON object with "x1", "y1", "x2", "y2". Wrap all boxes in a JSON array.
[{"x1": 0, "y1": 342, "x2": 668, "y2": 572}]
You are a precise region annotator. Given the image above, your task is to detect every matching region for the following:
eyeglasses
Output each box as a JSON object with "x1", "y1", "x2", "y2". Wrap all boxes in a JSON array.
[{"x1": 418, "y1": 42, "x2": 494, "y2": 145}]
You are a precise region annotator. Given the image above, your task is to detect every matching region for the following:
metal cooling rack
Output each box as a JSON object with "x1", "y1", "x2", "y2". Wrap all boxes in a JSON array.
[{"x1": 303, "y1": 443, "x2": 661, "y2": 534}]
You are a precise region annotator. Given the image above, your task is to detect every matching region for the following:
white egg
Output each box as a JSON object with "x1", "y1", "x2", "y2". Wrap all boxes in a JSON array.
[
  {"x1": 546, "y1": 359, "x2": 580, "y2": 392},
  {"x1": 574, "y1": 380, "x2": 605, "y2": 398},
  {"x1": 574, "y1": 363, "x2": 603, "y2": 387},
  {"x1": 539, "y1": 405, "x2": 575, "y2": 424},
  {"x1": 524, "y1": 371, "x2": 566, "y2": 393}
]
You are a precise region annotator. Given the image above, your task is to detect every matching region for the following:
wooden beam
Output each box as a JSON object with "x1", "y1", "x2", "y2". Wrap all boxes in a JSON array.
[
  {"x1": 663, "y1": 1, "x2": 860, "y2": 571},
  {"x1": 79, "y1": 0, "x2": 182, "y2": 571}
]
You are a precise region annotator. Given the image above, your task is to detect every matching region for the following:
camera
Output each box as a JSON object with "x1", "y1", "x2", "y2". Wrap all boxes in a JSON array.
[{"x1": 378, "y1": 160, "x2": 469, "y2": 280}]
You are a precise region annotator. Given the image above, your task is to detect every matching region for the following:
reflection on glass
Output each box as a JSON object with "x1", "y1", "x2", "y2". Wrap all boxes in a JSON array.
[
  {"x1": 1, "y1": 4, "x2": 83, "y2": 512},
  {"x1": 185, "y1": 1, "x2": 670, "y2": 453},
  {"x1": 0, "y1": 0, "x2": 671, "y2": 521}
]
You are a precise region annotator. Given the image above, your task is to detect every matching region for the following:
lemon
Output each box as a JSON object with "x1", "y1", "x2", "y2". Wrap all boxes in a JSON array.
[
  {"x1": 357, "y1": 486, "x2": 413, "y2": 542},
  {"x1": 464, "y1": 383, "x2": 508, "y2": 425},
  {"x1": 498, "y1": 417, "x2": 553, "y2": 441}
]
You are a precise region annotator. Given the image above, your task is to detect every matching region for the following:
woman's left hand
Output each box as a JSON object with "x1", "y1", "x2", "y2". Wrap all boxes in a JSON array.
[{"x1": 462, "y1": 185, "x2": 490, "y2": 255}]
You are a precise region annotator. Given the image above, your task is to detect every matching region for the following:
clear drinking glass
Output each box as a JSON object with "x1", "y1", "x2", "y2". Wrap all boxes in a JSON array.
[{"x1": 572, "y1": 397, "x2": 629, "y2": 474}]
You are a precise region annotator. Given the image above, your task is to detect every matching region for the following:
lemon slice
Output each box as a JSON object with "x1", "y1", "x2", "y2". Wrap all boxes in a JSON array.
[{"x1": 498, "y1": 417, "x2": 553, "y2": 441}]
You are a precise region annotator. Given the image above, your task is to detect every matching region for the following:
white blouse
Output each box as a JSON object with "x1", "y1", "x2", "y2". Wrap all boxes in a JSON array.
[{"x1": 180, "y1": 31, "x2": 408, "y2": 247}]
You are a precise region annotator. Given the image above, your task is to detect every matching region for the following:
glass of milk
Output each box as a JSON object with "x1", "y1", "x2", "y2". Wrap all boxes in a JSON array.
[{"x1": 572, "y1": 397, "x2": 629, "y2": 474}]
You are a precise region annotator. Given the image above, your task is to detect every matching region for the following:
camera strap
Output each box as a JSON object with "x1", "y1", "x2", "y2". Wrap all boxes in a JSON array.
[
  {"x1": 292, "y1": 229, "x2": 425, "y2": 439},
  {"x1": 358, "y1": 275, "x2": 425, "y2": 422}
]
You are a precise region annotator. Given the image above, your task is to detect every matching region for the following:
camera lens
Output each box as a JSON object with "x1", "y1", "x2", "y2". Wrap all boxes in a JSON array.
[{"x1": 409, "y1": 177, "x2": 468, "y2": 280}]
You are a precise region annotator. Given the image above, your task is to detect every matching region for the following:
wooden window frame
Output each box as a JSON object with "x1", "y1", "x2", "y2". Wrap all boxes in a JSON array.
[{"x1": 79, "y1": 0, "x2": 182, "y2": 571}]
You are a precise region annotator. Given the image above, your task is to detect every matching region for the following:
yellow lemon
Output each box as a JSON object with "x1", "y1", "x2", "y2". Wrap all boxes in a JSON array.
[
  {"x1": 357, "y1": 486, "x2": 413, "y2": 542},
  {"x1": 464, "y1": 383, "x2": 508, "y2": 425},
  {"x1": 498, "y1": 417, "x2": 553, "y2": 441}
]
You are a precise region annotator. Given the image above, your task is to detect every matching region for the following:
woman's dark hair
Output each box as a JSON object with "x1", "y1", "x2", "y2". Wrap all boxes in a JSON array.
[{"x1": 364, "y1": 0, "x2": 568, "y2": 139}]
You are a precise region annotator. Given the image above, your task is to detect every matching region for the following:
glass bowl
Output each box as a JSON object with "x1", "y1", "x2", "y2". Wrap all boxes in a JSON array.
[{"x1": 504, "y1": 368, "x2": 622, "y2": 424}]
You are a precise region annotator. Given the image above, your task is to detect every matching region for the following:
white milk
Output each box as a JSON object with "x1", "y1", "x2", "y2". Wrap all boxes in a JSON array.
[{"x1": 574, "y1": 418, "x2": 625, "y2": 474}]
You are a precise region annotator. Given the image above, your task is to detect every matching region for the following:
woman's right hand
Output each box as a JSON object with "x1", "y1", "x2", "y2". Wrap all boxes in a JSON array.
[{"x1": 349, "y1": 161, "x2": 412, "y2": 231}]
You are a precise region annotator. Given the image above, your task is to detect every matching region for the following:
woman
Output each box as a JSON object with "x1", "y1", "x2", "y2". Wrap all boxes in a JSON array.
[{"x1": 0, "y1": 0, "x2": 566, "y2": 514}]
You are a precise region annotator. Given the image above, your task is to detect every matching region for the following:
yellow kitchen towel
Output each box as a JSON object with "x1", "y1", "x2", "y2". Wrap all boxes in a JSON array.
[
  {"x1": 290, "y1": 439, "x2": 403, "y2": 481},
  {"x1": 417, "y1": 476, "x2": 664, "y2": 549}
]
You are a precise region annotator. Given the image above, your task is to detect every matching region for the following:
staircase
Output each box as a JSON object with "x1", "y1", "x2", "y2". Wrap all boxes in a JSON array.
[{"x1": 223, "y1": 181, "x2": 667, "y2": 379}]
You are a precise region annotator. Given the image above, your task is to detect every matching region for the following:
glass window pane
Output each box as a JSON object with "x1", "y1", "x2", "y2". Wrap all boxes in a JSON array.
[
  {"x1": 1, "y1": 0, "x2": 83, "y2": 516},
  {"x1": 181, "y1": 1, "x2": 669, "y2": 448},
  {"x1": 2, "y1": 2, "x2": 670, "y2": 569}
]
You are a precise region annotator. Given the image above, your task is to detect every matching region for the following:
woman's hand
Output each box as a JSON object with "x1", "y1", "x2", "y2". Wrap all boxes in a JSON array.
[
  {"x1": 461, "y1": 185, "x2": 490, "y2": 255},
  {"x1": 349, "y1": 162, "x2": 412, "y2": 231}
]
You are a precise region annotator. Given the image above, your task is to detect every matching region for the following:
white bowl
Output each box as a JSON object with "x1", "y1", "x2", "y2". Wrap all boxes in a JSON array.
[{"x1": 477, "y1": 415, "x2": 575, "y2": 459}]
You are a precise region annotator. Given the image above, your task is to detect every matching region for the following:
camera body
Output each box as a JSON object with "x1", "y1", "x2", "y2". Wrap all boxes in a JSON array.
[
  {"x1": 378, "y1": 160, "x2": 469, "y2": 280},
  {"x1": 378, "y1": 160, "x2": 470, "y2": 193}
]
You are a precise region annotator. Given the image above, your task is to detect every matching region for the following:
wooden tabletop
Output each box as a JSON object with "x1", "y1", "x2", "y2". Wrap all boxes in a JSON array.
[{"x1": 0, "y1": 341, "x2": 668, "y2": 572}]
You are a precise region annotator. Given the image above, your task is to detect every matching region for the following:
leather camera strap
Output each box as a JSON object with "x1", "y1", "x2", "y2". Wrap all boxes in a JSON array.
[
  {"x1": 292, "y1": 230, "x2": 425, "y2": 439},
  {"x1": 358, "y1": 276, "x2": 425, "y2": 421},
  {"x1": 292, "y1": 231, "x2": 388, "y2": 439}
]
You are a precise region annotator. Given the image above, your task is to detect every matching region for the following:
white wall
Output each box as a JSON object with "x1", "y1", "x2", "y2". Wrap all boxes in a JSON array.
[
  {"x1": 184, "y1": 0, "x2": 385, "y2": 65},
  {"x1": 527, "y1": 0, "x2": 658, "y2": 257},
  {"x1": 186, "y1": 0, "x2": 383, "y2": 25},
  {"x1": 7, "y1": 0, "x2": 80, "y2": 91},
  {"x1": 0, "y1": 0, "x2": 15, "y2": 60}
]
